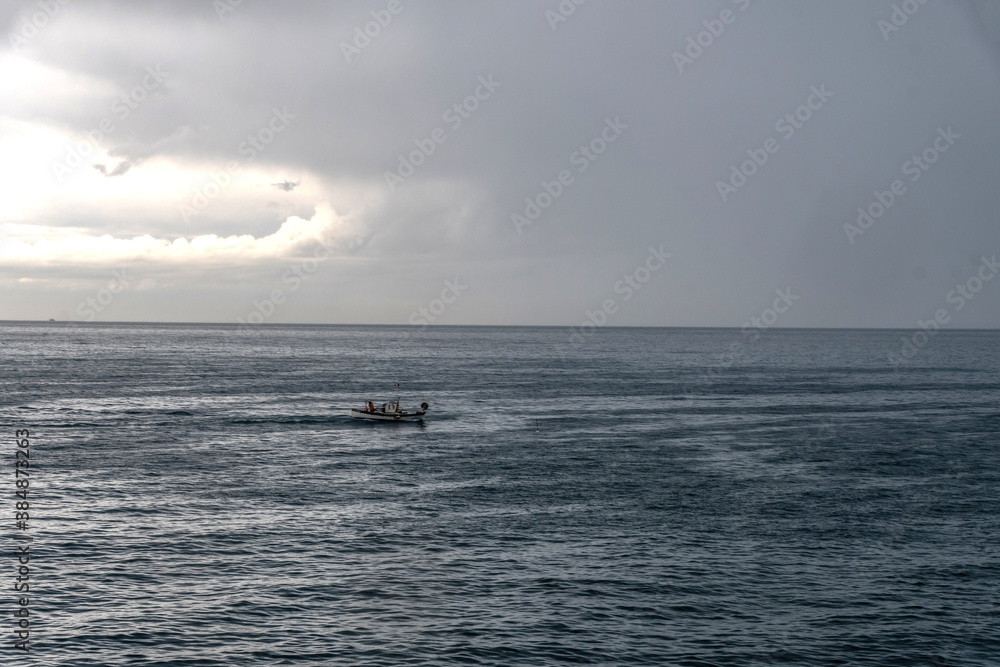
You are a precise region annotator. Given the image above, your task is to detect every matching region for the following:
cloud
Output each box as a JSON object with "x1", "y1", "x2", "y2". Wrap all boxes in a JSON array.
[
  {"x1": 2, "y1": 1, "x2": 1000, "y2": 326},
  {"x1": 272, "y1": 179, "x2": 300, "y2": 191},
  {"x1": 0, "y1": 203, "x2": 363, "y2": 266},
  {"x1": 93, "y1": 159, "x2": 138, "y2": 177}
]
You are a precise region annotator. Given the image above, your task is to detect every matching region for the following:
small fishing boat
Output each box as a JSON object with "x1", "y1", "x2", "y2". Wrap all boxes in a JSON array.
[{"x1": 350, "y1": 399, "x2": 429, "y2": 423}]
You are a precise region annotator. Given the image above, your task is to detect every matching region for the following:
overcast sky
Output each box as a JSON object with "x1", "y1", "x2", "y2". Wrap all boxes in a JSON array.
[{"x1": 2, "y1": 0, "x2": 999, "y2": 327}]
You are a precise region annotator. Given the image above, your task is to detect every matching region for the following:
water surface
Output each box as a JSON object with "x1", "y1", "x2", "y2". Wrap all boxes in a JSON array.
[{"x1": 1, "y1": 323, "x2": 997, "y2": 665}]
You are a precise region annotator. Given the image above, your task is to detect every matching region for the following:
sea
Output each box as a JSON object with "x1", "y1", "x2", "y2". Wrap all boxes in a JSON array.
[{"x1": 1, "y1": 322, "x2": 998, "y2": 666}]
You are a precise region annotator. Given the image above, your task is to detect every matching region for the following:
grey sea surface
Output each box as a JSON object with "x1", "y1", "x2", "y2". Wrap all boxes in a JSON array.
[{"x1": 1, "y1": 323, "x2": 998, "y2": 665}]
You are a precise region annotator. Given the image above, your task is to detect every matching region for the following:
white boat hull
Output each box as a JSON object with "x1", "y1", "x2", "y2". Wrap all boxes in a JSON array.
[{"x1": 350, "y1": 408, "x2": 425, "y2": 423}]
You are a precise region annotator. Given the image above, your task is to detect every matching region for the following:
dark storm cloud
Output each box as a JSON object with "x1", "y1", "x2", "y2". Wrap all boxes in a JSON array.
[{"x1": 2, "y1": 0, "x2": 1000, "y2": 327}]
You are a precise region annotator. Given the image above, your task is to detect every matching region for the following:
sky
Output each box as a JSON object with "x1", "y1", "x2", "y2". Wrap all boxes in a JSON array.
[{"x1": 1, "y1": 0, "x2": 999, "y2": 328}]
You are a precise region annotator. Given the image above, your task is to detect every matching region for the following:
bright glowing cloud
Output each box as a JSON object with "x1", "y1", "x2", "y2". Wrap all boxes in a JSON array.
[{"x1": 0, "y1": 203, "x2": 358, "y2": 265}]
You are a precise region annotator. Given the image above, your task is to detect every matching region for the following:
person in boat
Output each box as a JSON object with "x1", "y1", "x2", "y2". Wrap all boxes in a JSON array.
[{"x1": 368, "y1": 401, "x2": 375, "y2": 413}]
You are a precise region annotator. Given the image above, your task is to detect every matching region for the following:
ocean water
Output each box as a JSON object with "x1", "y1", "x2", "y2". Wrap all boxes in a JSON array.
[{"x1": 1, "y1": 322, "x2": 998, "y2": 666}]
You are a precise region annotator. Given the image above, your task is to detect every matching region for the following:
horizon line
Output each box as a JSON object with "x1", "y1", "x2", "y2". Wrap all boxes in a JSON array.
[{"x1": 2, "y1": 320, "x2": 1000, "y2": 332}]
